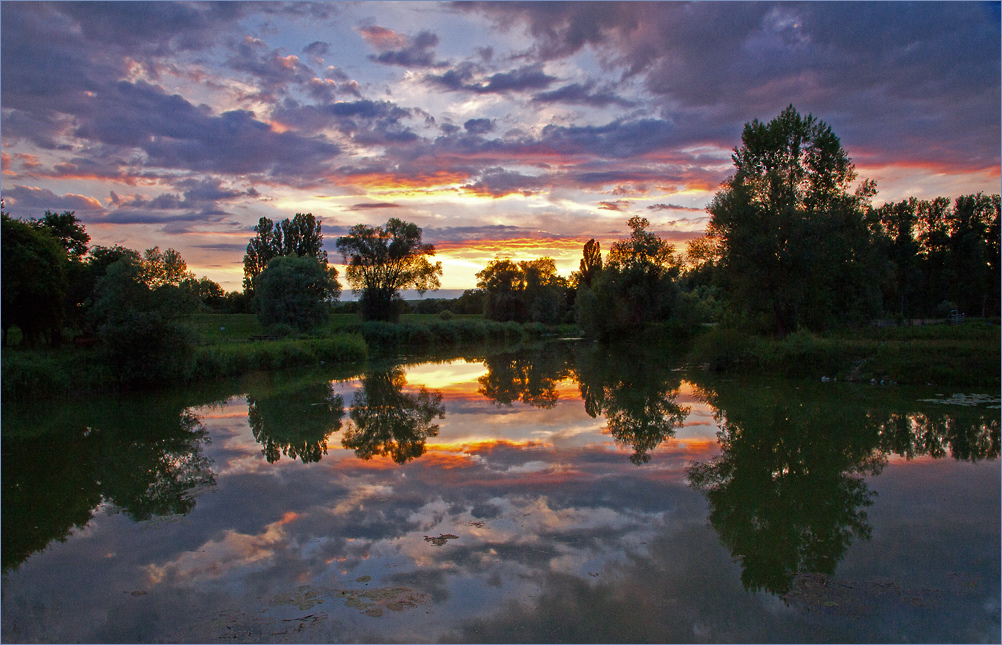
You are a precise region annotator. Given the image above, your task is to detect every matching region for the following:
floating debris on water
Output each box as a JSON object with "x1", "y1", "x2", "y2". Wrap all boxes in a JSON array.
[
  {"x1": 916, "y1": 393, "x2": 1001, "y2": 407},
  {"x1": 270, "y1": 586, "x2": 325, "y2": 611},
  {"x1": 424, "y1": 534, "x2": 459, "y2": 546},
  {"x1": 340, "y1": 586, "x2": 430, "y2": 618},
  {"x1": 355, "y1": 575, "x2": 371, "y2": 583}
]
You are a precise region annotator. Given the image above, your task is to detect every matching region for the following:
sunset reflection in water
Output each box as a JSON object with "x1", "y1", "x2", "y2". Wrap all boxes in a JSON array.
[{"x1": 2, "y1": 345, "x2": 998, "y2": 643}]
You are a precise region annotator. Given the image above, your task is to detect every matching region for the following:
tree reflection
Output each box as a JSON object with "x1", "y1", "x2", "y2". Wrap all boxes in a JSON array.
[
  {"x1": 477, "y1": 346, "x2": 572, "y2": 409},
  {"x1": 686, "y1": 378, "x2": 1000, "y2": 596},
  {"x1": 341, "y1": 367, "x2": 445, "y2": 463},
  {"x1": 248, "y1": 378, "x2": 346, "y2": 463},
  {"x1": 2, "y1": 393, "x2": 216, "y2": 570},
  {"x1": 573, "y1": 344, "x2": 689, "y2": 464}
]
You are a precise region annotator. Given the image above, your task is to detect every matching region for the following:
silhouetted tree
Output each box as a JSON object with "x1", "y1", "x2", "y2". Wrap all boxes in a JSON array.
[
  {"x1": 243, "y1": 213, "x2": 328, "y2": 296},
  {"x1": 336, "y1": 218, "x2": 442, "y2": 321},
  {"x1": 477, "y1": 256, "x2": 567, "y2": 323},
  {"x1": 572, "y1": 238, "x2": 603, "y2": 288},
  {"x1": 89, "y1": 256, "x2": 197, "y2": 385},
  {"x1": 576, "y1": 217, "x2": 682, "y2": 338},
  {"x1": 707, "y1": 106, "x2": 882, "y2": 334},
  {"x1": 142, "y1": 246, "x2": 193, "y2": 288},
  {"x1": 31, "y1": 210, "x2": 89, "y2": 260}
]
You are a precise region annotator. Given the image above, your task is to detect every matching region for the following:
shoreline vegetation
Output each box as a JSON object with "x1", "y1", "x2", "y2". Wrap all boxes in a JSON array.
[
  {"x1": 1, "y1": 314, "x2": 574, "y2": 401},
  {"x1": 4, "y1": 108, "x2": 998, "y2": 400},
  {"x1": 3, "y1": 313, "x2": 997, "y2": 401}
]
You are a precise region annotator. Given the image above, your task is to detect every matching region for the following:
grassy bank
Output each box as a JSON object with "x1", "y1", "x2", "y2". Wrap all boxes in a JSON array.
[
  {"x1": 2, "y1": 313, "x2": 575, "y2": 400},
  {"x1": 1, "y1": 332, "x2": 368, "y2": 401},
  {"x1": 686, "y1": 320, "x2": 1000, "y2": 387},
  {"x1": 188, "y1": 312, "x2": 574, "y2": 353}
]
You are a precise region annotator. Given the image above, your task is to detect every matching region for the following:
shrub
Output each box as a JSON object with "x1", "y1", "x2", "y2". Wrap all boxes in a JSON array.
[{"x1": 256, "y1": 255, "x2": 340, "y2": 333}]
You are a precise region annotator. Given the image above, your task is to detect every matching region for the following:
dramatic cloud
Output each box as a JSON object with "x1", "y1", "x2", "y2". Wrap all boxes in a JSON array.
[
  {"x1": 360, "y1": 26, "x2": 443, "y2": 68},
  {"x1": 3, "y1": 185, "x2": 105, "y2": 212},
  {"x1": 1, "y1": 1, "x2": 995, "y2": 290}
]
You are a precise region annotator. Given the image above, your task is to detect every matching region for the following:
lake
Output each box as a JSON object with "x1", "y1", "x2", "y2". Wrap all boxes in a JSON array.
[{"x1": 2, "y1": 341, "x2": 999, "y2": 643}]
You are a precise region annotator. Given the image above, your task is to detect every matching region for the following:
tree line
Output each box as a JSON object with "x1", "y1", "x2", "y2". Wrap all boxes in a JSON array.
[
  {"x1": 5, "y1": 106, "x2": 997, "y2": 352},
  {"x1": 472, "y1": 106, "x2": 1000, "y2": 337}
]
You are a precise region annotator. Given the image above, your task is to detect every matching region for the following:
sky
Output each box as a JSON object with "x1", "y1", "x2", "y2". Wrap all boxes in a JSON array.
[{"x1": 2, "y1": 1, "x2": 1000, "y2": 292}]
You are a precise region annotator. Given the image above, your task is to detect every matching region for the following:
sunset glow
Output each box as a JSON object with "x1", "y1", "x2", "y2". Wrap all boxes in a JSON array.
[{"x1": 2, "y1": 2, "x2": 998, "y2": 291}]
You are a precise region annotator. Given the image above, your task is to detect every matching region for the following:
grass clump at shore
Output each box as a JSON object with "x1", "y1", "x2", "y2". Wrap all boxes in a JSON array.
[{"x1": 191, "y1": 333, "x2": 368, "y2": 381}]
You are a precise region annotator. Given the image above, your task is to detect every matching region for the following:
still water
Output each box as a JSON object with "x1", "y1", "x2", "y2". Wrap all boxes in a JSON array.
[{"x1": 2, "y1": 342, "x2": 999, "y2": 643}]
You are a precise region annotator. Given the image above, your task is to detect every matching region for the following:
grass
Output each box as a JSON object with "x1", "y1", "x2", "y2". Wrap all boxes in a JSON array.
[
  {"x1": 3, "y1": 312, "x2": 558, "y2": 399},
  {"x1": 686, "y1": 320, "x2": 1000, "y2": 387}
]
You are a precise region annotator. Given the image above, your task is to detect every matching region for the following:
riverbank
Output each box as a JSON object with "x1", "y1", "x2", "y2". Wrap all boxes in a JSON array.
[
  {"x1": 686, "y1": 320, "x2": 1000, "y2": 387},
  {"x1": 1, "y1": 314, "x2": 575, "y2": 400}
]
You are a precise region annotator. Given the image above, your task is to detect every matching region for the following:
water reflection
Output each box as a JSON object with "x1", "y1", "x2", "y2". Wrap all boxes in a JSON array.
[
  {"x1": 477, "y1": 345, "x2": 572, "y2": 409},
  {"x1": 2, "y1": 395, "x2": 215, "y2": 571},
  {"x1": 686, "y1": 378, "x2": 1001, "y2": 595},
  {"x1": 247, "y1": 375, "x2": 346, "y2": 463},
  {"x1": 573, "y1": 344, "x2": 690, "y2": 464},
  {"x1": 341, "y1": 367, "x2": 446, "y2": 463},
  {"x1": 1, "y1": 346, "x2": 998, "y2": 643}
]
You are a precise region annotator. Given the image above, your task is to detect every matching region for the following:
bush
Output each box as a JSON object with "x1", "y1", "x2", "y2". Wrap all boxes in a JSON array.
[
  {"x1": 256, "y1": 255, "x2": 340, "y2": 333},
  {"x1": 90, "y1": 256, "x2": 197, "y2": 386}
]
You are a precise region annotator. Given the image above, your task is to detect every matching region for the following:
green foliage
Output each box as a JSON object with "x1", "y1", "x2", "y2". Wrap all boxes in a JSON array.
[
  {"x1": 190, "y1": 334, "x2": 367, "y2": 380},
  {"x1": 255, "y1": 255, "x2": 340, "y2": 333},
  {"x1": 336, "y1": 218, "x2": 442, "y2": 321},
  {"x1": 31, "y1": 210, "x2": 90, "y2": 260},
  {"x1": 477, "y1": 256, "x2": 569, "y2": 323},
  {"x1": 90, "y1": 256, "x2": 198, "y2": 386},
  {"x1": 865, "y1": 193, "x2": 1000, "y2": 319},
  {"x1": 575, "y1": 217, "x2": 682, "y2": 339},
  {"x1": 181, "y1": 275, "x2": 226, "y2": 310},
  {"x1": 2, "y1": 213, "x2": 69, "y2": 346},
  {"x1": 688, "y1": 327, "x2": 754, "y2": 371},
  {"x1": 243, "y1": 213, "x2": 328, "y2": 295},
  {"x1": 141, "y1": 246, "x2": 193, "y2": 288},
  {"x1": 708, "y1": 106, "x2": 882, "y2": 335}
]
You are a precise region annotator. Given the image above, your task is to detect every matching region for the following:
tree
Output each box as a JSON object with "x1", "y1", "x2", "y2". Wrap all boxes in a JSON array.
[
  {"x1": 336, "y1": 218, "x2": 442, "y2": 321},
  {"x1": 572, "y1": 239, "x2": 603, "y2": 288},
  {"x1": 707, "y1": 106, "x2": 881, "y2": 334},
  {"x1": 89, "y1": 256, "x2": 196, "y2": 386},
  {"x1": 866, "y1": 199, "x2": 923, "y2": 318},
  {"x1": 180, "y1": 276, "x2": 226, "y2": 310},
  {"x1": 576, "y1": 217, "x2": 682, "y2": 338},
  {"x1": 2, "y1": 212, "x2": 68, "y2": 346},
  {"x1": 243, "y1": 213, "x2": 328, "y2": 296},
  {"x1": 477, "y1": 258, "x2": 528, "y2": 321},
  {"x1": 477, "y1": 256, "x2": 568, "y2": 323},
  {"x1": 31, "y1": 210, "x2": 90, "y2": 260},
  {"x1": 254, "y1": 255, "x2": 341, "y2": 332},
  {"x1": 142, "y1": 246, "x2": 193, "y2": 289}
]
